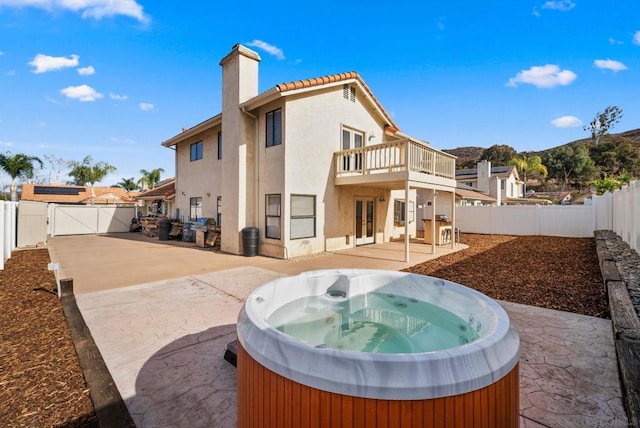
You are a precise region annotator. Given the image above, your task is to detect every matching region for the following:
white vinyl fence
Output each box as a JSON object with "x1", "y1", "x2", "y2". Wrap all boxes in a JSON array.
[
  {"x1": 0, "y1": 201, "x2": 17, "y2": 270},
  {"x1": 456, "y1": 180, "x2": 639, "y2": 252}
]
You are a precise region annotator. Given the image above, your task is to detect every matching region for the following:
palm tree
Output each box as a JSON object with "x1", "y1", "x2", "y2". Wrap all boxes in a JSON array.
[
  {"x1": 67, "y1": 155, "x2": 117, "y2": 204},
  {"x1": 138, "y1": 168, "x2": 165, "y2": 190},
  {"x1": 117, "y1": 177, "x2": 138, "y2": 192},
  {"x1": 0, "y1": 152, "x2": 43, "y2": 201},
  {"x1": 511, "y1": 154, "x2": 548, "y2": 196}
]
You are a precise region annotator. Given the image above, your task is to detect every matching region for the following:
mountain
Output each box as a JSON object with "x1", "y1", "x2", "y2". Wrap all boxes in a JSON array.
[{"x1": 442, "y1": 128, "x2": 640, "y2": 169}]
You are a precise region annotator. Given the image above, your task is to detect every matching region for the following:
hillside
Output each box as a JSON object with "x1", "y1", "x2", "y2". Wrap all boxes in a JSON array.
[{"x1": 443, "y1": 128, "x2": 640, "y2": 169}]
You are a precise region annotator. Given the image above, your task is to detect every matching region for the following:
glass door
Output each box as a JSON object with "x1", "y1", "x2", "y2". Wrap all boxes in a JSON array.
[{"x1": 355, "y1": 198, "x2": 375, "y2": 246}]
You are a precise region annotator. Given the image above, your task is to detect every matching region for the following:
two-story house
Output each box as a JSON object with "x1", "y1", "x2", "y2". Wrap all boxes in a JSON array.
[
  {"x1": 161, "y1": 44, "x2": 457, "y2": 259},
  {"x1": 455, "y1": 160, "x2": 526, "y2": 205}
]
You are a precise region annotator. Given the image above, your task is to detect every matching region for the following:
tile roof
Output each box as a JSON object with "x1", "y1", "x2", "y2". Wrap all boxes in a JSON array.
[
  {"x1": 20, "y1": 184, "x2": 137, "y2": 204},
  {"x1": 136, "y1": 179, "x2": 175, "y2": 199},
  {"x1": 275, "y1": 71, "x2": 399, "y2": 130}
]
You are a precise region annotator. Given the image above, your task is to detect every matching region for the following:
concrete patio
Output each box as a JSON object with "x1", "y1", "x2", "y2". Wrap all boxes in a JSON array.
[{"x1": 48, "y1": 233, "x2": 628, "y2": 427}]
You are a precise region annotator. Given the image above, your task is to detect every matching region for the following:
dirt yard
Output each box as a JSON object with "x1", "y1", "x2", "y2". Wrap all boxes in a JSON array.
[{"x1": 0, "y1": 234, "x2": 607, "y2": 426}]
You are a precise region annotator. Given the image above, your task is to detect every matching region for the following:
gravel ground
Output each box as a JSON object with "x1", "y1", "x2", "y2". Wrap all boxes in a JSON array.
[{"x1": 0, "y1": 234, "x2": 608, "y2": 426}]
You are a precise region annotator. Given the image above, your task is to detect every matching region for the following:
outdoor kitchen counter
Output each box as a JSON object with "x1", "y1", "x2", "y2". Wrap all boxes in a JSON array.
[{"x1": 422, "y1": 219, "x2": 452, "y2": 245}]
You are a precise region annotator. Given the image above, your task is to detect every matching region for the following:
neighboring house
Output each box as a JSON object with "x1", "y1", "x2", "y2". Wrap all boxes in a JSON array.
[
  {"x1": 161, "y1": 44, "x2": 457, "y2": 259},
  {"x1": 20, "y1": 183, "x2": 138, "y2": 206},
  {"x1": 455, "y1": 183, "x2": 497, "y2": 206},
  {"x1": 455, "y1": 160, "x2": 527, "y2": 205},
  {"x1": 135, "y1": 178, "x2": 175, "y2": 217}
]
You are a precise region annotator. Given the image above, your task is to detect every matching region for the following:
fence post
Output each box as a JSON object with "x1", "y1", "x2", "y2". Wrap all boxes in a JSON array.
[{"x1": 0, "y1": 202, "x2": 5, "y2": 270}]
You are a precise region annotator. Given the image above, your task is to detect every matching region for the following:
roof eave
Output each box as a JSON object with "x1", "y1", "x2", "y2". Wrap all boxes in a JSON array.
[{"x1": 161, "y1": 114, "x2": 222, "y2": 147}]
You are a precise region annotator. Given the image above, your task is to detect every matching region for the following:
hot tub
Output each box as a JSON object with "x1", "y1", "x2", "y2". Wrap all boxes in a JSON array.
[{"x1": 237, "y1": 269, "x2": 520, "y2": 427}]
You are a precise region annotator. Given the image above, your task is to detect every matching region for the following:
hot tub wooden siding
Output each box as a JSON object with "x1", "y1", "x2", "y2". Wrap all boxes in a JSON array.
[{"x1": 237, "y1": 344, "x2": 520, "y2": 427}]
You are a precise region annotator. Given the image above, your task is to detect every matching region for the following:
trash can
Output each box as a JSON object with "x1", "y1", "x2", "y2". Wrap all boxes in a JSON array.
[
  {"x1": 242, "y1": 227, "x2": 259, "y2": 257},
  {"x1": 158, "y1": 219, "x2": 171, "y2": 241}
]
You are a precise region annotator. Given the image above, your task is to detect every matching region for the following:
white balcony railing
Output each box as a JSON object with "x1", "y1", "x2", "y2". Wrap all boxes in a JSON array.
[{"x1": 334, "y1": 139, "x2": 456, "y2": 181}]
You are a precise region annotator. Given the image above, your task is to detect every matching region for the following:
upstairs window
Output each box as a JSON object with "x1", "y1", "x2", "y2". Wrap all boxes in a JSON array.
[
  {"x1": 190, "y1": 141, "x2": 203, "y2": 161},
  {"x1": 217, "y1": 131, "x2": 222, "y2": 160},
  {"x1": 266, "y1": 108, "x2": 282, "y2": 147}
]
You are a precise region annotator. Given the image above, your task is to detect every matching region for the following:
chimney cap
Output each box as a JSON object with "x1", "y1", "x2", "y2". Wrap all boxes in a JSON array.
[{"x1": 220, "y1": 44, "x2": 261, "y2": 66}]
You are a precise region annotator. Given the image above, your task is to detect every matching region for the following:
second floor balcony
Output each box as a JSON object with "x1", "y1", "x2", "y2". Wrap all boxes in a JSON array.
[{"x1": 334, "y1": 139, "x2": 457, "y2": 189}]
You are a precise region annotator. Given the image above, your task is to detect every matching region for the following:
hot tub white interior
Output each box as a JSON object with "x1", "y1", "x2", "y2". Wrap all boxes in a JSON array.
[{"x1": 238, "y1": 269, "x2": 520, "y2": 400}]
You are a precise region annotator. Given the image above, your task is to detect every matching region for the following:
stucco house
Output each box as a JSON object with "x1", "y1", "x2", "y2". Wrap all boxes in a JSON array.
[
  {"x1": 455, "y1": 160, "x2": 528, "y2": 205},
  {"x1": 135, "y1": 178, "x2": 175, "y2": 217},
  {"x1": 161, "y1": 44, "x2": 457, "y2": 259}
]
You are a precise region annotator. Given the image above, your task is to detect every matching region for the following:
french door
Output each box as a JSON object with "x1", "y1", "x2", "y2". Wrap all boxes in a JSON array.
[{"x1": 355, "y1": 198, "x2": 375, "y2": 246}]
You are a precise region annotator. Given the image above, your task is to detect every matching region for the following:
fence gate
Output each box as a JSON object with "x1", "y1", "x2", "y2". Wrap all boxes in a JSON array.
[
  {"x1": 17, "y1": 201, "x2": 48, "y2": 247},
  {"x1": 51, "y1": 204, "x2": 135, "y2": 236}
]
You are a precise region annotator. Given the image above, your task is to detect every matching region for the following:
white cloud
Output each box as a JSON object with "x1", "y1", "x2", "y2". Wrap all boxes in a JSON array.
[
  {"x1": 0, "y1": 0, "x2": 149, "y2": 23},
  {"x1": 77, "y1": 65, "x2": 95, "y2": 75},
  {"x1": 6, "y1": 70, "x2": 15, "y2": 76},
  {"x1": 551, "y1": 116, "x2": 582, "y2": 128},
  {"x1": 0, "y1": 51, "x2": 4, "y2": 55},
  {"x1": 0, "y1": 140, "x2": 14, "y2": 147},
  {"x1": 246, "y1": 40, "x2": 285, "y2": 60},
  {"x1": 29, "y1": 53, "x2": 79, "y2": 73},
  {"x1": 109, "y1": 93, "x2": 128, "y2": 101},
  {"x1": 139, "y1": 102, "x2": 154, "y2": 111},
  {"x1": 594, "y1": 59, "x2": 628, "y2": 72},
  {"x1": 507, "y1": 64, "x2": 577, "y2": 88},
  {"x1": 609, "y1": 37, "x2": 623, "y2": 45},
  {"x1": 541, "y1": 0, "x2": 575, "y2": 11},
  {"x1": 634, "y1": 31, "x2": 640, "y2": 46},
  {"x1": 60, "y1": 84, "x2": 103, "y2": 102}
]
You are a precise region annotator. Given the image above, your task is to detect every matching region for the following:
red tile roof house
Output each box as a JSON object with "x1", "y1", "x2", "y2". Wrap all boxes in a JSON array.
[
  {"x1": 20, "y1": 183, "x2": 138, "y2": 206},
  {"x1": 135, "y1": 178, "x2": 176, "y2": 217},
  {"x1": 160, "y1": 44, "x2": 458, "y2": 260}
]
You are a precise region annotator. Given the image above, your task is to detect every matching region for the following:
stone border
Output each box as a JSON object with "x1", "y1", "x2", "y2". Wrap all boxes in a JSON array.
[
  {"x1": 594, "y1": 230, "x2": 640, "y2": 427},
  {"x1": 60, "y1": 279, "x2": 135, "y2": 428}
]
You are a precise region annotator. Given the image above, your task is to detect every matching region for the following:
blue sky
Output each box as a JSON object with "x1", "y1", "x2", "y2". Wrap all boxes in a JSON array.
[{"x1": 1, "y1": 0, "x2": 639, "y2": 187}]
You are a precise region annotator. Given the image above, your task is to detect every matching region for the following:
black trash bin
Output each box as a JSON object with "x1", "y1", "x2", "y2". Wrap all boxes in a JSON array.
[
  {"x1": 241, "y1": 227, "x2": 259, "y2": 257},
  {"x1": 158, "y1": 219, "x2": 171, "y2": 241}
]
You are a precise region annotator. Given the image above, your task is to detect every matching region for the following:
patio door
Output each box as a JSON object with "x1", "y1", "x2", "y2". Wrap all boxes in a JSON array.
[
  {"x1": 355, "y1": 198, "x2": 375, "y2": 246},
  {"x1": 342, "y1": 127, "x2": 364, "y2": 171}
]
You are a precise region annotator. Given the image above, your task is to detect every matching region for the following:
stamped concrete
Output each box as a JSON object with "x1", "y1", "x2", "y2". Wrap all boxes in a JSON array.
[{"x1": 48, "y1": 234, "x2": 629, "y2": 427}]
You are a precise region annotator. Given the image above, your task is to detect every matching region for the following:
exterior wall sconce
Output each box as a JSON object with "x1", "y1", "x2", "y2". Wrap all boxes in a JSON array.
[
  {"x1": 181, "y1": 191, "x2": 186, "y2": 196},
  {"x1": 206, "y1": 192, "x2": 211, "y2": 197},
  {"x1": 379, "y1": 197, "x2": 386, "y2": 202}
]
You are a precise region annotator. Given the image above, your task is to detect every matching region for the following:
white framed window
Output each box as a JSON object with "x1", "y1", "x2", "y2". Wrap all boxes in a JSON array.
[
  {"x1": 394, "y1": 199, "x2": 414, "y2": 224},
  {"x1": 291, "y1": 194, "x2": 315, "y2": 239},
  {"x1": 341, "y1": 126, "x2": 364, "y2": 171},
  {"x1": 266, "y1": 194, "x2": 281, "y2": 239}
]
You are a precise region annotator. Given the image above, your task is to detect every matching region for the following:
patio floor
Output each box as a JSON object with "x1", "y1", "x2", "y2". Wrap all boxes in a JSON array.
[{"x1": 47, "y1": 234, "x2": 628, "y2": 427}]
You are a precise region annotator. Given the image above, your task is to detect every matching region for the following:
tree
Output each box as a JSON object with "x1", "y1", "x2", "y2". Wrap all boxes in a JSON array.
[
  {"x1": 0, "y1": 152, "x2": 43, "y2": 201},
  {"x1": 67, "y1": 155, "x2": 116, "y2": 204},
  {"x1": 511, "y1": 154, "x2": 548, "y2": 195},
  {"x1": 138, "y1": 168, "x2": 165, "y2": 190},
  {"x1": 589, "y1": 136, "x2": 640, "y2": 178},
  {"x1": 583, "y1": 105, "x2": 623, "y2": 146},
  {"x1": 43, "y1": 154, "x2": 69, "y2": 183},
  {"x1": 116, "y1": 177, "x2": 138, "y2": 192},
  {"x1": 542, "y1": 144, "x2": 595, "y2": 190},
  {"x1": 480, "y1": 145, "x2": 517, "y2": 166}
]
